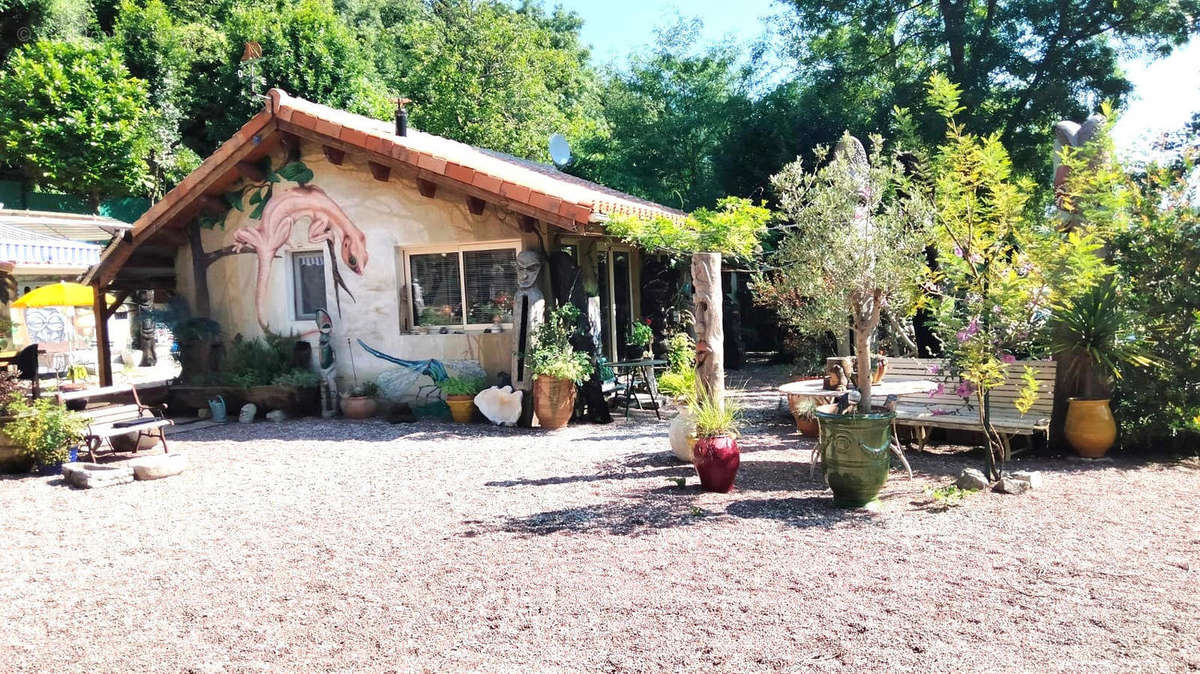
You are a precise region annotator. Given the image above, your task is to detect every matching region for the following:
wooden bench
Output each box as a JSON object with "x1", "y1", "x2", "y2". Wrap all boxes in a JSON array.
[
  {"x1": 56, "y1": 385, "x2": 173, "y2": 462},
  {"x1": 885, "y1": 357, "x2": 1056, "y2": 460}
]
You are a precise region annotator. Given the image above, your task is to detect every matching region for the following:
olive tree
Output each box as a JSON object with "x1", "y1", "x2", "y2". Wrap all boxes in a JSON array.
[{"x1": 762, "y1": 133, "x2": 932, "y2": 406}]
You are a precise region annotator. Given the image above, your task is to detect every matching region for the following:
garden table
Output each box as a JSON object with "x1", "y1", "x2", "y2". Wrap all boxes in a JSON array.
[
  {"x1": 778, "y1": 377, "x2": 938, "y2": 479},
  {"x1": 609, "y1": 358, "x2": 667, "y2": 420}
]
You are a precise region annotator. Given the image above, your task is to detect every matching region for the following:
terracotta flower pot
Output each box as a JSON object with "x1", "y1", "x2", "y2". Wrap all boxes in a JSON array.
[
  {"x1": 1065, "y1": 398, "x2": 1117, "y2": 458},
  {"x1": 533, "y1": 376, "x2": 576, "y2": 430},
  {"x1": 446, "y1": 395, "x2": 475, "y2": 423},
  {"x1": 816, "y1": 407, "x2": 895, "y2": 507},
  {"x1": 340, "y1": 395, "x2": 378, "y2": 419},
  {"x1": 692, "y1": 434, "x2": 740, "y2": 493}
]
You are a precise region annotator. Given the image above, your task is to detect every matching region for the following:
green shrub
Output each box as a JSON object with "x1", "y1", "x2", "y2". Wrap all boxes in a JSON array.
[
  {"x1": 629, "y1": 321, "x2": 652, "y2": 346},
  {"x1": 5, "y1": 397, "x2": 85, "y2": 466},
  {"x1": 526, "y1": 304, "x2": 593, "y2": 384},
  {"x1": 222, "y1": 333, "x2": 298, "y2": 387},
  {"x1": 439, "y1": 376, "x2": 485, "y2": 396},
  {"x1": 273, "y1": 369, "x2": 320, "y2": 388},
  {"x1": 658, "y1": 369, "x2": 697, "y2": 402}
]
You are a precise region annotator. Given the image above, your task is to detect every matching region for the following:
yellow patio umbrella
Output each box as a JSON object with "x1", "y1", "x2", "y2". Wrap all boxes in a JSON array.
[{"x1": 12, "y1": 281, "x2": 107, "y2": 308}]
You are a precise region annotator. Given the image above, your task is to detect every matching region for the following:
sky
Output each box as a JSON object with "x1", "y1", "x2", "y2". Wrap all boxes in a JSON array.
[{"x1": 554, "y1": 0, "x2": 1200, "y2": 159}]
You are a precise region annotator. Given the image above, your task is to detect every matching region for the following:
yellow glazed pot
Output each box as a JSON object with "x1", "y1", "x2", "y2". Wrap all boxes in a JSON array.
[
  {"x1": 446, "y1": 395, "x2": 475, "y2": 423},
  {"x1": 1064, "y1": 398, "x2": 1117, "y2": 458}
]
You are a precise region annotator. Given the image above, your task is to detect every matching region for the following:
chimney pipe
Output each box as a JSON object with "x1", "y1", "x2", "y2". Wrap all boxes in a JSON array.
[{"x1": 395, "y1": 97, "x2": 411, "y2": 137}]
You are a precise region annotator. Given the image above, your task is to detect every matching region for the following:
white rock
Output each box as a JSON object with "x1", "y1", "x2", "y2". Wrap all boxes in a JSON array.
[
  {"x1": 239, "y1": 403, "x2": 257, "y2": 423},
  {"x1": 955, "y1": 468, "x2": 989, "y2": 491},
  {"x1": 62, "y1": 462, "x2": 134, "y2": 489},
  {"x1": 129, "y1": 452, "x2": 188, "y2": 480},
  {"x1": 265, "y1": 410, "x2": 287, "y2": 422},
  {"x1": 668, "y1": 412, "x2": 696, "y2": 463},
  {"x1": 474, "y1": 386, "x2": 522, "y2": 426},
  {"x1": 1009, "y1": 470, "x2": 1042, "y2": 489},
  {"x1": 995, "y1": 476, "x2": 1031, "y2": 495}
]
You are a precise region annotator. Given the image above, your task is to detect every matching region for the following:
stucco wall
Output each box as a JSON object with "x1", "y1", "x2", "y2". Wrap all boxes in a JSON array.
[{"x1": 177, "y1": 145, "x2": 536, "y2": 386}]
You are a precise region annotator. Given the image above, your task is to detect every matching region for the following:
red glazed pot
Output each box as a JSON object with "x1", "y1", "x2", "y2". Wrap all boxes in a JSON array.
[{"x1": 692, "y1": 434, "x2": 740, "y2": 493}]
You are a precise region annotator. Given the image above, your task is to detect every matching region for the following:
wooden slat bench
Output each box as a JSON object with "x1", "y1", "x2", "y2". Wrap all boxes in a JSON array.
[
  {"x1": 56, "y1": 385, "x2": 173, "y2": 462},
  {"x1": 885, "y1": 357, "x2": 1056, "y2": 460}
]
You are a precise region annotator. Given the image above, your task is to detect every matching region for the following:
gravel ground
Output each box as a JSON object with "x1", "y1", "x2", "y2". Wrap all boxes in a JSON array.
[{"x1": 2, "y1": 367, "x2": 1198, "y2": 672}]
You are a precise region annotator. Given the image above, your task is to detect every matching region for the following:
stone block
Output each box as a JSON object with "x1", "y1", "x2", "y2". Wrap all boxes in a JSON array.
[
  {"x1": 994, "y1": 476, "x2": 1031, "y2": 495},
  {"x1": 1009, "y1": 470, "x2": 1043, "y2": 489},
  {"x1": 955, "y1": 468, "x2": 989, "y2": 491},
  {"x1": 62, "y1": 463, "x2": 135, "y2": 489},
  {"x1": 129, "y1": 453, "x2": 188, "y2": 481}
]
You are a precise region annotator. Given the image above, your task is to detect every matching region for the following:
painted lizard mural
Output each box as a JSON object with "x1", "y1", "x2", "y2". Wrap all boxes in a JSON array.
[
  {"x1": 187, "y1": 158, "x2": 368, "y2": 329},
  {"x1": 232, "y1": 183, "x2": 368, "y2": 329}
]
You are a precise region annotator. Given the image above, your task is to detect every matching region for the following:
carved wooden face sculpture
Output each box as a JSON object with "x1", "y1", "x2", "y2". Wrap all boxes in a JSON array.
[{"x1": 516, "y1": 250, "x2": 543, "y2": 290}]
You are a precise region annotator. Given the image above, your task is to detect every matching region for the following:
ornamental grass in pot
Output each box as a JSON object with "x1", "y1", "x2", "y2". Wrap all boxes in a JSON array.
[
  {"x1": 690, "y1": 388, "x2": 742, "y2": 493},
  {"x1": 440, "y1": 376, "x2": 485, "y2": 423},
  {"x1": 527, "y1": 304, "x2": 593, "y2": 430}
]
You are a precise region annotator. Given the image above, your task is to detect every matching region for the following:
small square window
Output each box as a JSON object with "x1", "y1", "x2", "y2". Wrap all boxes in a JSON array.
[{"x1": 292, "y1": 251, "x2": 326, "y2": 320}]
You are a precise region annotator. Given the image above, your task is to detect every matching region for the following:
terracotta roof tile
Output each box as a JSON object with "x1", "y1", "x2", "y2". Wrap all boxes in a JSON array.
[
  {"x1": 444, "y1": 162, "x2": 475, "y2": 184},
  {"x1": 313, "y1": 118, "x2": 341, "y2": 139},
  {"x1": 472, "y1": 172, "x2": 503, "y2": 194},
  {"x1": 500, "y1": 182, "x2": 531, "y2": 204},
  {"x1": 416, "y1": 153, "x2": 447, "y2": 174},
  {"x1": 339, "y1": 126, "x2": 368, "y2": 148}
]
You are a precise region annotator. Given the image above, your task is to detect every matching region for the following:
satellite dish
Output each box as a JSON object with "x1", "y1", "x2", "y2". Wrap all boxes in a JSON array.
[{"x1": 549, "y1": 133, "x2": 572, "y2": 168}]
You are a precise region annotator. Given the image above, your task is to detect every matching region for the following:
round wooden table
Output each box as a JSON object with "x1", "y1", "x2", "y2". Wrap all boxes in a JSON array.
[{"x1": 778, "y1": 377, "x2": 938, "y2": 479}]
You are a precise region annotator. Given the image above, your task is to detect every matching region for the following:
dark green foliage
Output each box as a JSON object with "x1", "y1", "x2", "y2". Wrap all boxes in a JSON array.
[
  {"x1": 0, "y1": 40, "x2": 154, "y2": 207},
  {"x1": 1111, "y1": 134, "x2": 1200, "y2": 450},
  {"x1": 222, "y1": 333, "x2": 300, "y2": 388}
]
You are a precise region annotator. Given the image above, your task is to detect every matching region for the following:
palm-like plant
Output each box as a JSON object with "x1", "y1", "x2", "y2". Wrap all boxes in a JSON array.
[{"x1": 1049, "y1": 279, "x2": 1155, "y2": 399}]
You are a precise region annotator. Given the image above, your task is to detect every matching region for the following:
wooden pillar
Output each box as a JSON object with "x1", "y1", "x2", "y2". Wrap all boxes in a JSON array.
[
  {"x1": 692, "y1": 252, "x2": 723, "y2": 406},
  {"x1": 93, "y1": 285, "x2": 113, "y2": 386}
]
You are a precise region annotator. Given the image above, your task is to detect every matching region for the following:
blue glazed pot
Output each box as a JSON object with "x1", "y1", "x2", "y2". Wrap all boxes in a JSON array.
[{"x1": 816, "y1": 408, "x2": 896, "y2": 507}]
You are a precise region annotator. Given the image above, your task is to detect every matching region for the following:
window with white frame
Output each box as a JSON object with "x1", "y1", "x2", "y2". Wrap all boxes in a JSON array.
[
  {"x1": 291, "y1": 251, "x2": 326, "y2": 320},
  {"x1": 405, "y1": 242, "x2": 519, "y2": 329}
]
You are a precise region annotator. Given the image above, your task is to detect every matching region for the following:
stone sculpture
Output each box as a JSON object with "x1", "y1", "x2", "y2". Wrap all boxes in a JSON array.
[
  {"x1": 316, "y1": 309, "x2": 339, "y2": 418},
  {"x1": 474, "y1": 386, "x2": 523, "y2": 426},
  {"x1": 1052, "y1": 114, "x2": 1107, "y2": 230}
]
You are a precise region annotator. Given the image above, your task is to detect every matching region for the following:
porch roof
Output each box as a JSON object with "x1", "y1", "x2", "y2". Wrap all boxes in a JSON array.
[{"x1": 84, "y1": 88, "x2": 682, "y2": 289}]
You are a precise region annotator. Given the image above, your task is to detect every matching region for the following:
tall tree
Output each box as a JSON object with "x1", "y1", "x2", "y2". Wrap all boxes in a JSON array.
[
  {"x1": 0, "y1": 40, "x2": 153, "y2": 209},
  {"x1": 378, "y1": 0, "x2": 602, "y2": 162},
  {"x1": 776, "y1": 0, "x2": 1200, "y2": 175},
  {"x1": 574, "y1": 20, "x2": 751, "y2": 211}
]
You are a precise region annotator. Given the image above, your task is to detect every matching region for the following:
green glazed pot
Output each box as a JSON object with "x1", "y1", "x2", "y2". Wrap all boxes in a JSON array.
[{"x1": 816, "y1": 407, "x2": 896, "y2": 507}]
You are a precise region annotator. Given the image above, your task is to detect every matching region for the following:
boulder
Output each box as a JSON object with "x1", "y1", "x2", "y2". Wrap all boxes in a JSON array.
[
  {"x1": 265, "y1": 410, "x2": 287, "y2": 422},
  {"x1": 474, "y1": 386, "x2": 522, "y2": 426},
  {"x1": 129, "y1": 453, "x2": 188, "y2": 480},
  {"x1": 994, "y1": 476, "x2": 1031, "y2": 495},
  {"x1": 62, "y1": 462, "x2": 134, "y2": 489},
  {"x1": 1009, "y1": 470, "x2": 1042, "y2": 489},
  {"x1": 955, "y1": 468, "x2": 989, "y2": 491}
]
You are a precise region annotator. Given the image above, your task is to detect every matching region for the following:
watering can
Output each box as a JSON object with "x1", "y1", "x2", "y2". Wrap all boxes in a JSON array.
[{"x1": 208, "y1": 395, "x2": 227, "y2": 423}]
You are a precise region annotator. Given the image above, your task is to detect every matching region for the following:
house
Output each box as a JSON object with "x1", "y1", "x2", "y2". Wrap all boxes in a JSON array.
[
  {"x1": 84, "y1": 89, "x2": 683, "y2": 396},
  {"x1": 0, "y1": 210, "x2": 134, "y2": 364}
]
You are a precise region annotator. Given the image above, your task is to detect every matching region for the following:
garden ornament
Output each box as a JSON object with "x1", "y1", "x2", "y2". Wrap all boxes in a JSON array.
[
  {"x1": 132, "y1": 289, "x2": 157, "y2": 366},
  {"x1": 239, "y1": 403, "x2": 257, "y2": 423},
  {"x1": 474, "y1": 386, "x2": 522, "y2": 426},
  {"x1": 1052, "y1": 114, "x2": 1106, "y2": 229},
  {"x1": 316, "y1": 309, "x2": 338, "y2": 418},
  {"x1": 512, "y1": 250, "x2": 546, "y2": 389},
  {"x1": 356, "y1": 339, "x2": 449, "y2": 383}
]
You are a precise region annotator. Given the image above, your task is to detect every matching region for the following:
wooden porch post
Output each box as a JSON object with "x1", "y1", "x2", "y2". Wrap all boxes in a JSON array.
[
  {"x1": 93, "y1": 284, "x2": 113, "y2": 386},
  {"x1": 692, "y1": 252, "x2": 724, "y2": 406}
]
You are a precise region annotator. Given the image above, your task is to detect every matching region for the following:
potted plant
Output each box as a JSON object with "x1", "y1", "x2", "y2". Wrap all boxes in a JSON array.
[
  {"x1": 0, "y1": 372, "x2": 33, "y2": 473},
  {"x1": 440, "y1": 376, "x2": 485, "y2": 423},
  {"x1": 626, "y1": 319, "x2": 653, "y2": 360},
  {"x1": 767, "y1": 132, "x2": 932, "y2": 505},
  {"x1": 526, "y1": 304, "x2": 593, "y2": 430},
  {"x1": 788, "y1": 394, "x2": 821, "y2": 437},
  {"x1": 1049, "y1": 279, "x2": 1153, "y2": 457},
  {"x1": 341, "y1": 381, "x2": 379, "y2": 419},
  {"x1": 659, "y1": 333, "x2": 699, "y2": 461},
  {"x1": 690, "y1": 388, "x2": 742, "y2": 492},
  {"x1": 5, "y1": 396, "x2": 85, "y2": 474}
]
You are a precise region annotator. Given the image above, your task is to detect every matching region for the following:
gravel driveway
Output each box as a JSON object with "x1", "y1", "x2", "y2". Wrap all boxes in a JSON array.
[{"x1": 2, "y1": 372, "x2": 1197, "y2": 672}]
